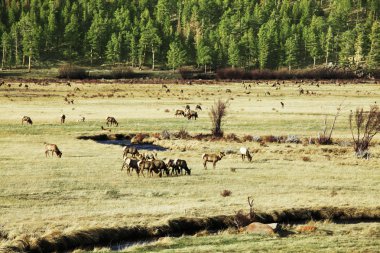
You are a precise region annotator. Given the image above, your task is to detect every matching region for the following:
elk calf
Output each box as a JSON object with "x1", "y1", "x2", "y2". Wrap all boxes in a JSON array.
[
  {"x1": 45, "y1": 143, "x2": 62, "y2": 158},
  {"x1": 202, "y1": 152, "x2": 225, "y2": 169}
]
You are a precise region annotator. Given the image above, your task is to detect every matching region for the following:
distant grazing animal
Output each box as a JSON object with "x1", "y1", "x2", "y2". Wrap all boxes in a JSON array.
[
  {"x1": 0, "y1": 81, "x2": 4, "y2": 86},
  {"x1": 123, "y1": 146, "x2": 140, "y2": 159},
  {"x1": 151, "y1": 160, "x2": 169, "y2": 176},
  {"x1": 106, "y1": 116, "x2": 118, "y2": 126},
  {"x1": 101, "y1": 126, "x2": 111, "y2": 132},
  {"x1": 44, "y1": 143, "x2": 62, "y2": 158},
  {"x1": 78, "y1": 116, "x2": 85, "y2": 122},
  {"x1": 140, "y1": 152, "x2": 157, "y2": 161},
  {"x1": 185, "y1": 105, "x2": 190, "y2": 110},
  {"x1": 202, "y1": 152, "x2": 225, "y2": 169},
  {"x1": 66, "y1": 82, "x2": 71, "y2": 87},
  {"x1": 226, "y1": 89, "x2": 232, "y2": 93},
  {"x1": 165, "y1": 159, "x2": 180, "y2": 175},
  {"x1": 280, "y1": 102, "x2": 284, "y2": 108},
  {"x1": 187, "y1": 110, "x2": 198, "y2": 120},
  {"x1": 122, "y1": 158, "x2": 140, "y2": 176},
  {"x1": 138, "y1": 160, "x2": 154, "y2": 177},
  {"x1": 22, "y1": 116, "x2": 33, "y2": 125},
  {"x1": 239, "y1": 147, "x2": 252, "y2": 162},
  {"x1": 195, "y1": 105, "x2": 202, "y2": 110},
  {"x1": 171, "y1": 159, "x2": 191, "y2": 175},
  {"x1": 166, "y1": 89, "x2": 170, "y2": 93},
  {"x1": 61, "y1": 114, "x2": 66, "y2": 124},
  {"x1": 175, "y1": 109, "x2": 185, "y2": 117},
  {"x1": 162, "y1": 84, "x2": 168, "y2": 89}
]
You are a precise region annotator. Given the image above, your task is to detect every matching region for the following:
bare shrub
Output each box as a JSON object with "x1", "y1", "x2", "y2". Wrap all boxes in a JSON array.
[
  {"x1": 164, "y1": 109, "x2": 170, "y2": 113},
  {"x1": 242, "y1": 135, "x2": 254, "y2": 142},
  {"x1": 161, "y1": 130, "x2": 171, "y2": 140},
  {"x1": 349, "y1": 105, "x2": 380, "y2": 159},
  {"x1": 233, "y1": 210, "x2": 251, "y2": 228},
  {"x1": 110, "y1": 66, "x2": 133, "y2": 79},
  {"x1": 176, "y1": 128, "x2": 191, "y2": 139},
  {"x1": 302, "y1": 156, "x2": 311, "y2": 162},
  {"x1": 209, "y1": 99, "x2": 229, "y2": 137},
  {"x1": 220, "y1": 190, "x2": 232, "y2": 197},
  {"x1": 317, "y1": 102, "x2": 344, "y2": 145},
  {"x1": 58, "y1": 64, "x2": 88, "y2": 79},
  {"x1": 225, "y1": 133, "x2": 241, "y2": 142}
]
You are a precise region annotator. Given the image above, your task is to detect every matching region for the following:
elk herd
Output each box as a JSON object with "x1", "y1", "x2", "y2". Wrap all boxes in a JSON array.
[{"x1": 174, "y1": 104, "x2": 201, "y2": 120}]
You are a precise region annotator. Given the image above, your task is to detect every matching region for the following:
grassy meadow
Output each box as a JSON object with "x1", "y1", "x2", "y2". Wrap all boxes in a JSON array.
[{"x1": 0, "y1": 79, "x2": 379, "y2": 251}]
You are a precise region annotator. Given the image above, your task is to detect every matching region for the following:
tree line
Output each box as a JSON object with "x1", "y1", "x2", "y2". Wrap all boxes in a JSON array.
[{"x1": 0, "y1": 0, "x2": 379, "y2": 72}]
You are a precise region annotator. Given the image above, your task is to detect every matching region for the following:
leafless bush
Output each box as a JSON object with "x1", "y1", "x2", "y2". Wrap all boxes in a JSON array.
[
  {"x1": 161, "y1": 130, "x2": 171, "y2": 140},
  {"x1": 233, "y1": 210, "x2": 251, "y2": 228},
  {"x1": 58, "y1": 64, "x2": 88, "y2": 79},
  {"x1": 220, "y1": 190, "x2": 232, "y2": 197},
  {"x1": 176, "y1": 128, "x2": 191, "y2": 139},
  {"x1": 110, "y1": 66, "x2": 133, "y2": 79},
  {"x1": 242, "y1": 135, "x2": 253, "y2": 142},
  {"x1": 209, "y1": 99, "x2": 229, "y2": 137},
  {"x1": 349, "y1": 105, "x2": 380, "y2": 159},
  {"x1": 317, "y1": 102, "x2": 344, "y2": 145},
  {"x1": 302, "y1": 156, "x2": 311, "y2": 162}
]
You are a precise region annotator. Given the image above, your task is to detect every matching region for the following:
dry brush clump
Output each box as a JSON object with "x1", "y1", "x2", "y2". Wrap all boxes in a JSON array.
[
  {"x1": 349, "y1": 105, "x2": 380, "y2": 159},
  {"x1": 220, "y1": 190, "x2": 232, "y2": 197},
  {"x1": 58, "y1": 64, "x2": 88, "y2": 79},
  {"x1": 209, "y1": 99, "x2": 229, "y2": 137}
]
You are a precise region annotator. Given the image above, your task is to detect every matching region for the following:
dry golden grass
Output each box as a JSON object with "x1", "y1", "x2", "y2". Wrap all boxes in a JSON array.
[{"x1": 0, "y1": 79, "x2": 379, "y2": 251}]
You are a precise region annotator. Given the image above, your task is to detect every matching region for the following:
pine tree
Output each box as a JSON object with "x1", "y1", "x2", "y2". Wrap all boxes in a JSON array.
[
  {"x1": 197, "y1": 40, "x2": 212, "y2": 73},
  {"x1": 228, "y1": 38, "x2": 239, "y2": 68},
  {"x1": 167, "y1": 40, "x2": 186, "y2": 71},
  {"x1": 106, "y1": 33, "x2": 120, "y2": 64},
  {"x1": 339, "y1": 30, "x2": 355, "y2": 67},
  {"x1": 368, "y1": 21, "x2": 380, "y2": 69},
  {"x1": 325, "y1": 26, "x2": 333, "y2": 64},
  {"x1": 285, "y1": 35, "x2": 298, "y2": 70}
]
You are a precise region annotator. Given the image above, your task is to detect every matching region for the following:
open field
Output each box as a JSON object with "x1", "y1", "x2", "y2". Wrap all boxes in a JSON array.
[{"x1": 0, "y1": 79, "x2": 379, "y2": 251}]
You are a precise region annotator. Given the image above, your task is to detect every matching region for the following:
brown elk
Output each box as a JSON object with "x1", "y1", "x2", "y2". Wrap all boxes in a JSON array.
[
  {"x1": 187, "y1": 110, "x2": 198, "y2": 120},
  {"x1": 106, "y1": 116, "x2": 118, "y2": 126},
  {"x1": 138, "y1": 160, "x2": 169, "y2": 177},
  {"x1": 123, "y1": 146, "x2": 140, "y2": 159},
  {"x1": 122, "y1": 158, "x2": 141, "y2": 176},
  {"x1": 21, "y1": 116, "x2": 33, "y2": 125},
  {"x1": 44, "y1": 143, "x2": 62, "y2": 158},
  {"x1": 61, "y1": 114, "x2": 66, "y2": 124},
  {"x1": 139, "y1": 152, "x2": 157, "y2": 161},
  {"x1": 175, "y1": 109, "x2": 185, "y2": 117},
  {"x1": 167, "y1": 159, "x2": 191, "y2": 175},
  {"x1": 202, "y1": 152, "x2": 225, "y2": 169},
  {"x1": 239, "y1": 147, "x2": 252, "y2": 162}
]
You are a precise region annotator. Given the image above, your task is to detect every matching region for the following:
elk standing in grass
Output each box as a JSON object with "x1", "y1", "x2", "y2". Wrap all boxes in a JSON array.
[
  {"x1": 106, "y1": 116, "x2": 118, "y2": 126},
  {"x1": 187, "y1": 110, "x2": 198, "y2": 120},
  {"x1": 61, "y1": 114, "x2": 66, "y2": 124},
  {"x1": 123, "y1": 146, "x2": 140, "y2": 159},
  {"x1": 240, "y1": 147, "x2": 252, "y2": 162},
  {"x1": 175, "y1": 109, "x2": 185, "y2": 117},
  {"x1": 22, "y1": 116, "x2": 33, "y2": 125},
  {"x1": 44, "y1": 143, "x2": 62, "y2": 158},
  {"x1": 202, "y1": 152, "x2": 225, "y2": 169},
  {"x1": 122, "y1": 158, "x2": 140, "y2": 176}
]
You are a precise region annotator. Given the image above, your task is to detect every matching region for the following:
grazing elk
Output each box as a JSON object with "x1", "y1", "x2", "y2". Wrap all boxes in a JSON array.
[
  {"x1": 202, "y1": 152, "x2": 225, "y2": 169},
  {"x1": 195, "y1": 104, "x2": 202, "y2": 110},
  {"x1": 22, "y1": 116, "x2": 33, "y2": 125},
  {"x1": 169, "y1": 159, "x2": 191, "y2": 175},
  {"x1": 44, "y1": 143, "x2": 62, "y2": 158},
  {"x1": 239, "y1": 147, "x2": 252, "y2": 162},
  {"x1": 106, "y1": 116, "x2": 118, "y2": 127},
  {"x1": 122, "y1": 158, "x2": 141, "y2": 176},
  {"x1": 140, "y1": 152, "x2": 157, "y2": 161},
  {"x1": 175, "y1": 109, "x2": 185, "y2": 117},
  {"x1": 138, "y1": 160, "x2": 168, "y2": 177},
  {"x1": 123, "y1": 146, "x2": 140, "y2": 159},
  {"x1": 61, "y1": 114, "x2": 66, "y2": 124},
  {"x1": 187, "y1": 110, "x2": 198, "y2": 120}
]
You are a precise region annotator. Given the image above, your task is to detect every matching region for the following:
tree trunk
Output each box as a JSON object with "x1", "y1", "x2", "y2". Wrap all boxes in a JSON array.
[
  {"x1": 204, "y1": 64, "x2": 207, "y2": 73},
  {"x1": 1, "y1": 45, "x2": 5, "y2": 69},
  {"x1": 28, "y1": 49, "x2": 32, "y2": 73},
  {"x1": 90, "y1": 48, "x2": 93, "y2": 66},
  {"x1": 152, "y1": 47, "x2": 155, "y2": 70},
  {"x1": 313, "y1": 57, "x2": 316, "y2": 67},
  {"x1": 15, "y1": 35, "x2": 18, "y2": 68},
  {"x1": 288, "y1": 64, "x2": 291, "y2": 71}
]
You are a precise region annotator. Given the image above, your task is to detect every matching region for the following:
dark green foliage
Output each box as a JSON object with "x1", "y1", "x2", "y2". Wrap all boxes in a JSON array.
[{"x1": 0, "y1": 0, "x2": 378, "y2": 71}]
